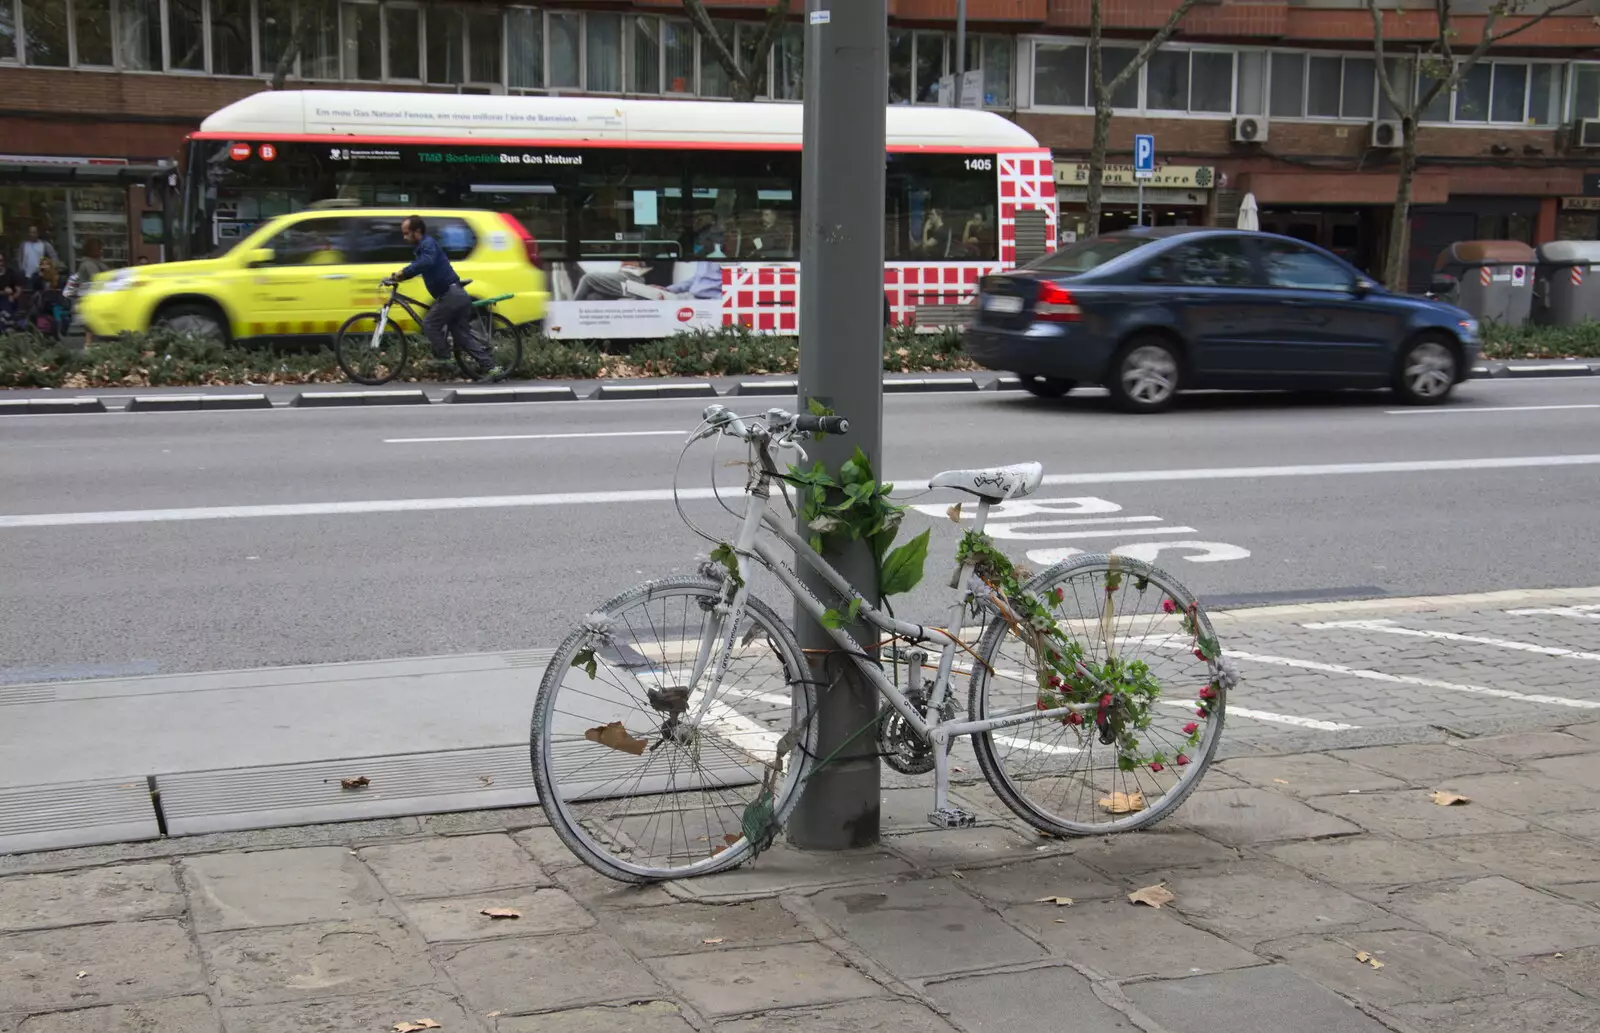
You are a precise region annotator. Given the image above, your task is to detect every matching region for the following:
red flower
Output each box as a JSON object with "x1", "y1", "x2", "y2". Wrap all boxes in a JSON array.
[
  {"x1": 1053, "y1": 586, "x2": 1064, "y2": 602},
  {"x1": 1047, "y1": 650, "x2": 1059, "y2": 662},
  {"x1": 1036, "y1": 699, "x2": 1049, "y2": 711},
  {"x1": 1199, "y1": 686, "x2": 1216, "y2": 700},
  {"x1": 1150, "y1": 762, "x2": 1165, "y2": 773},
  {"x1": 1193, "y1": 648, "x2": 1207, "y2": 661},
  {"x1": 1162, "y1": 598, "x2": 1177, "y2": 614},
  {"x1": 1176, "y1": 753, "x2": 1190, "y2": 766},
  {"x1": 1182, "y1": 722, "x2": 1198, "y2": 735},
  {"x1": 1196, "y1": 707, "x2": 1209, "y2": 717},
  {"x1": 1066, "y1": 711, "x2": 1085, "y2": 725},
  {"x1": 1049, "y1": 675, "x2": 1063, "y2": 689}
]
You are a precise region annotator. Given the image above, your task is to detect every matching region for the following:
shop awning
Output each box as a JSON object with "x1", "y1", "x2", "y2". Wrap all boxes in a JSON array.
[{"x1": 0, "y1": 154, "x2": 173, "y2": 183}]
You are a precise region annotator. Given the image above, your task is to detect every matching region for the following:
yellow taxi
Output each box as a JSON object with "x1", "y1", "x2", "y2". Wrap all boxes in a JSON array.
[{"x1": 79, "y1": 205, "x2": 549, "y2": 341}]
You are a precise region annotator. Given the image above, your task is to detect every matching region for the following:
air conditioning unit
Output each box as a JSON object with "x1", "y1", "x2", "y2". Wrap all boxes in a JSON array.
[
  {"x1": 1575, "y1": 119, "x2": 1600, "y2": 149},
  {"x1": 1232, "y1": 115, "x2": 1268, "y2": 144},
  {"x1": 1371, "y1": 119, "x2": 1405, "y2": 149}
]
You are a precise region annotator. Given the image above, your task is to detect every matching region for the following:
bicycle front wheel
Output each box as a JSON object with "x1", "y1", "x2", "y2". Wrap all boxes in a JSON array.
[
  {"x1": 969, "y1": 554, "x2": 1226, "y2": 836},
  {"x1": 531, "y1": 576, "x2": 817, "y2": 882},
  {"x1": 456, "y1": 311, "x2": 523, "y2": 381},
  {"x1": 336, "y1": 311, "x2": 410, "y2": 385}
]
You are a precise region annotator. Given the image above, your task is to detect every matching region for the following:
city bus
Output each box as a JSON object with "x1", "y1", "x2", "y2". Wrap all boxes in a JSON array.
[{"x1": 181, "y1": 91, "x2": 1056, "y2": 339}]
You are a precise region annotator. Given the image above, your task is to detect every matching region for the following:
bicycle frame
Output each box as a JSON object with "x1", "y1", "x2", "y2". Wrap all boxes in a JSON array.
[{"x1": 687, "y1": 457, "x2": 1102, "y2": 818}]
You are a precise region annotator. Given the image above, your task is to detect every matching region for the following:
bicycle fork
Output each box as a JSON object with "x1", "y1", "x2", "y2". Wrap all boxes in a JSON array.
[
  {"x1": 368, "y1": 303, "x2": 392, "y2": 348},
  {"x1": 923, "y1": 498, "x2": 993, "y2": 829}
]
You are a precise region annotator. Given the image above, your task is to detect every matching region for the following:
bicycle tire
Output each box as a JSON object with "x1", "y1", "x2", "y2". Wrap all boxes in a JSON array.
[
  {"x1": 336, "y1": 311, "x2": 411, "y2": 385},
  {"x1": 968, "y1": 553, "x2": 1226, "y2": 836},
  {"x1": 531, "y1": 575, "x2": 817, "y2": 883},
  {"x1": 455, "y1": 310, "x2": 522, "y2": 381}
]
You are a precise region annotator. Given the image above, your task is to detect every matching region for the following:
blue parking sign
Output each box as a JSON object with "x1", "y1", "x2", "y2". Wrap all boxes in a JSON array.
[{"x1": 1134, "y1": 134, "x2": 1155, "y2": 178}]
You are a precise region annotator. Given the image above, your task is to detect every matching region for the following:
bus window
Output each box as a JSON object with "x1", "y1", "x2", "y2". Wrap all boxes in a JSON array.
[
  {"x1": 576, "y1": 151, "x2": 686, "y2": 261},
  {"x1": 688, "y1": 153, "x2": 800, "y2": 262},
  {"x1": 885, "y1": 154, "x2": 999, "y2": 262}
]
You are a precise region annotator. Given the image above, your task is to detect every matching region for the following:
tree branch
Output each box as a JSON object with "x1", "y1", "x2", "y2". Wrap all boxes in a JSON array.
[
  {"x1": 1106, "y1": 0, "x2": 1202, "y2": 94},
  {"x1": 269, "y1": 5, "x2": 313, "y2": 91},
  {"x1": 683, "y1": 0, "x2": 745, "y2": 91},
  {"x1": 1368, "y1": 2, "x2": 1412, "y2": 118}
]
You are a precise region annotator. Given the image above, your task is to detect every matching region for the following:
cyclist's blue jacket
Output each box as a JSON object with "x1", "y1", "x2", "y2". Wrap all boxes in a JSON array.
[{"x1": 396, "y1": 236, "x2": 459, "y2": 298}]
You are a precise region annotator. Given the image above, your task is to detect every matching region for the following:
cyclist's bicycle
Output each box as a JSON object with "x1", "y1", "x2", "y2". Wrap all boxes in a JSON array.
[
  {"x1": 335, "y1": 279, "x2": 524, "y2": 385},
  {"x1": 531, "y1": 404, "x2": 1232, "y2": 883}
]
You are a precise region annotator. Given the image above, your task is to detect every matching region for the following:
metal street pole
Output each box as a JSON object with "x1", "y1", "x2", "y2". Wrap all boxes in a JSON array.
[
  {"x1": 789, "y1": 0, "x2": 888, "y2": 851},
  {"x1": 953, "y1": 0, "x2": 967, "y2": 108}
]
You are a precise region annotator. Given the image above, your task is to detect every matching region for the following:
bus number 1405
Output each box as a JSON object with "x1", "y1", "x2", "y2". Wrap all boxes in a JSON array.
[{"x1": 964, "y1": 157, "x2": 993, "y2": 171}]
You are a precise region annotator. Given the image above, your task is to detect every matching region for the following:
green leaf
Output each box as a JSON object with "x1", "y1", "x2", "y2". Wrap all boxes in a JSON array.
[
  {"x1": 570, "y1": 648, "x2": 598, "y2": 679},
  {"x1": 808, "y1": 397, "x2": 831, "y2": 418},
  {"x1": 820, "y1": 608, "x2": 846, "y2": 630},
  {"x1": 847, "y1": 597, "x2": 863, "y2": 622},
  {"x1": 710, "y1": 543, "x2": 743, "y2": 589},
  {"x1": 879, "y1": 528, "x2": 931, "y2": 598}
]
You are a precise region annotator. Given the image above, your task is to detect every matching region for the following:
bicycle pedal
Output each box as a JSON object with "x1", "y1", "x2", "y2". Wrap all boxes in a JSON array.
[{"x1": 927, "y1": 807, "x2": 978, "y2": 829}]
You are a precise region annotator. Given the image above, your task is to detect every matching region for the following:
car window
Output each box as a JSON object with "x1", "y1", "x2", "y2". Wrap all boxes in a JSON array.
[
  {"x1": 253, "y1": 218, "x2": 355, "y2": 267},
  {"x1": 1143, "y1": 239, "x2": 1254, "y2": 287},
  {"x1": 1257, "y1": 240, "x2": 1353, "y2": 292},
  {"x1": 352, "y1": 217, "x2": 478, "y2": 265},
  {"x1": 1024, "y1": 235, "x2": 1157, "y2": 274}
]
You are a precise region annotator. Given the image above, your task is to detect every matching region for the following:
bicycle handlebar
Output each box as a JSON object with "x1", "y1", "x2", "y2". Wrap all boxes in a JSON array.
[
  {"x1": 699, "y1": 404, "x2": 849, "y2": 442},
  {"x1": 795, "y1": 413, "x2": 850, "y2": 435}
]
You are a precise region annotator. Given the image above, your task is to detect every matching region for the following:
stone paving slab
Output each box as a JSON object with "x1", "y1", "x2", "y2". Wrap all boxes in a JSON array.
[{"x1": 5, "y1": 722, "x2": 1600, "y2": 1032}]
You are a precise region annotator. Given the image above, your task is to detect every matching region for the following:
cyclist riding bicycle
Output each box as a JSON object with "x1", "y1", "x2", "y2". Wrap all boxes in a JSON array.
[{"x1": 382, "y1": 215, "x2": 501, "y2": 380}]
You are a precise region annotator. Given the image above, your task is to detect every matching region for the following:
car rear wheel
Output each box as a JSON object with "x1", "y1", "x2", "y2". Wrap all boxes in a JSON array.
[
  {"x1": 1019, "y1": 375, "x2": 1076, "y2": 399},
  {"x1": 1108, "y1": 337, "x2": 1183, "y2": 414},
  {"x1": 1393, "y1": 335, "x2": 1459, "y2": 405},
  {"x1": 154, "y1": 303, "x2": 227, "y2": 342}
]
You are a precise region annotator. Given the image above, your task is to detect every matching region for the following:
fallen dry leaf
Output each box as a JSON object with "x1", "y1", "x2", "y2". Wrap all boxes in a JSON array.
[
  {"x1": 340, "y1": 776, "x2": 370, "y2": 790},
  {"x1": 1430, "y1": 791, "x2": 1471, "y2": 807},
  {"x1": 1054, "y1": 918, "x2": 1069, "y2": 923},
  {"x1": 478, "y1": 775, "x2": 494, "y2": 787},
  {"x1": 392, "y1": 1022, "x2": 441, "y2": 1033},
  {"x1": 1555, "y1": 953, "x2": 1566, "y2": 959},
  {"x1": 486, "y1": 1013, "x2": 501, "y2": 1020},
  {"x1": 1273, "y1": 778, "x2": 1290, "y2": 785},
  {"x1": 480, "y1": 908, "x2": 522, "y2": 920},
  {"x1": 724, "y1": 833, "x2": 741, "y2": 846},
  {"x1": 702, "y1": 937, "x2": 725, "y2": 945},
  {"x1": 950, "y1": 870, "x2": 966, "y2": 880},
  {"x1": 947, "y1": 502, "x2": 963, "y2": 523},
  {"x1": 1036, "y1": 896, "x2": 1074, "y2": 907},
  {"x1": 584, "y1": 721, "x2": 647, "y2": 756},
  {"x1": 1128, "y1": 884, "x2": 1175, "y2": 909},
  {"x1": 1355, "y1": 951, "x2": 1385, "y2": 970},
  {"x1": 75, "y1": 971, "x2": 87, "y2": 980},
  {"x1": 1098, "y1": 791, "x2": 1146, "y2": 815}
]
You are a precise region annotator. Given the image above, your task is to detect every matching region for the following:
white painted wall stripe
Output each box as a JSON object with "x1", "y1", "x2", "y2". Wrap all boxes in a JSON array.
[
  {"x1": 6, "y1": 453, "x2": 1600, "y2": 529},
  {"x1": 1228, "y1": 648, "x2": 1600, "y2": 710},
  {"x1": 1306, "y1": 619, "x2": 1600, "y2": 663}
]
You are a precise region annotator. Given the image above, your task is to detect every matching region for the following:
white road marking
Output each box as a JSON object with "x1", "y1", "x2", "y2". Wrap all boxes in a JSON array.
[
  {"x1": 1507, "y1": 605, "x2": 1600, "y2": 621},
  {"x1": 1228, "y1": 648, "x2": 1600, "y2": 710},
  {"x1": 385, "y1": 430, "x2": 683, "y2": 444},
  {"x1": 992, "y1": 525, "x2": 1199, "y2": 541},
  {"x1": 7, "y1": 453, "x2": 1600, "y2": 529},
  {"x1": 1306, "y1": 619, "x2": 1600, "y2": 663},
  {"x1": 1384, "y1": 404, "x2": 1600, "y2": 416},
  {"x1": 994, "y1": 734, "x2": 1080, "y2": 755},
  {"x1": 1156, "y1": 698, "x2": 1357, "y2": 731}
]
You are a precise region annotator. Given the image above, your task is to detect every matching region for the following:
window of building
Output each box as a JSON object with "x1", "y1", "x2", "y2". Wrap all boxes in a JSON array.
[
  {"x1": 165, "y1": 0, "x2": 204, "y2": 70},
  {"x1": 505, "y1": 7, "x2": 540, "y2": 88},
  {"x1": 914, "y1": 30, "x2": 944, "y2": 103},
  {"x1": 255, "y1": 0, "x2": 294, "y2": 78},
  {"x1": 1450, "y1": 60, "x2": 1555, "y2": 125},
  {"x1": 662, "y1": 17, "x2": 692, "y2": 93},
  {"x1": 466, "y1": 8, "x2": 498, "y2": 82},
  {"x1": 630, "y1": 15, "x2": 660, "y2": 93},
  {"x1": 1236, "y1": 50, "x2": 1266, "y2": 115},
  {"x1": 698, "y1": 19, "x2": 733, "y2": 98},
  {"x1": 547, "y1": 10, "x2": 578, "y2": 88},
  {"x1": 72, "y1": 0, "x2": 113, "y2": 66},
  {"x1": 1573, "y1": 63, "x2": 1600, "y2": 121},
  {"x1": 585, "y1": 11, "x2": 620, "y2": 92},
  {"x1": 1146, "y1": 49, "x2": 1188, "y2": 111},
  {"x1": 424, "y1": 5, "x2": 462, "y2": 83},
  {"x1": 209, "y1": 0, "x2": 252, "y2": 75},
  {"x1": 1270, "y1": 52, "x2": 1374, "y2": 120},
  {"x1": 772, "y1": 23, "x2": 802, "y2": 100},
  {"x1": 1269, "y1": 52, "x2": 1303, "y2": 117},
  {"x1": 982, "y1": 36, "x2": 1011, "y2": 107},
  {"x1": 385, "y1": 4, "x2": 421, "y2": 80},
  {"x1": 21, "y1": 0, "x2": 69, "y2": 66},
  {"x1": 1, "y1": 1, "x2": 16, "y2": 60},
  {"x1": 1033, "y1": 40, "x2": 1086, "y2": 107},
  {"x1": 341, "y1": 2, "x2": 381, "y2": 81},
  {"x1": 302, "y1": 1, "x2": 338, "y2": 79}
]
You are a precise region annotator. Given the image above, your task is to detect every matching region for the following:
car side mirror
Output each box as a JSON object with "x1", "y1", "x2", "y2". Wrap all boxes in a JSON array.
[
  {"x1": 1350, "y1": 278, "x2": 1375, "y2": 297},
  {"x1": 1428, "y1": 273, "x2": 1457, "y2": 296},
  {"x1": 244, "y1": 248, "x2": 274, "y2": 266}
]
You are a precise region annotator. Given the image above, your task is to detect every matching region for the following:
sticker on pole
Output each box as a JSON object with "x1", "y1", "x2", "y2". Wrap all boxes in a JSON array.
[
  {"x1": 1511, "y1": 264, "x2": 1527, "y2": 287},
  {"x1": 808, "y1": 9, "x2": 830, "y2": 24}
]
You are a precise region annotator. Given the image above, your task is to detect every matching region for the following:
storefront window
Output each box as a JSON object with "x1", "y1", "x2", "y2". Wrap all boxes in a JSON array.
[
  {"x1": 385, "y1": 3, "x2": 420, "y2": 80},
  {"x1": 22, "y1": 0, "x2": 68, "y2": 66},
  {"x1": 211, "y1": 0, "x2": 251, "y2": 75},
  {"x1": 341, "y1": 2, "x2": 380, "y2": 81},
  {"x1": 630, "y1": 15, "x2": 660, "y2": 94},
  {"x1": 547, "y1": 10, "x2": 578, "y2": 89},
  {"x1": 73, "y1": 0, "x2": 113, "y2": 66},
  {"x1": 585, "y1": 12, "x2": 621, "y2": 92},
  {"x1": 506, "y1": 6, "x2": 541, "y2": 89}
]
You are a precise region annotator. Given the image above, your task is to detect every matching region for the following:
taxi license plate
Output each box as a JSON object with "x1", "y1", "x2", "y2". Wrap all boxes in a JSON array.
[{"x1": 983, "y1": 295, "x2": 1023, "y2": 314}]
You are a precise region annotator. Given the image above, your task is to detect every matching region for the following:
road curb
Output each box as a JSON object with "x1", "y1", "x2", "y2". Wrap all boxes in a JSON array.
[
  {"x1": 0, "y1": 396, "x2": 107, "y2": 415},
  {"x1": 1499, "y1": 362, "x2": 1597, "y2": 378},
  {"x1": 444, "y1": 386, "x2": 580, "y2": 403},
  {"x1": 883, "y1": 377, "x2": 980, "y2": 393},
  {"x1": 593, "y1": 381, "x2": 717, "y2": 400},
  {"x1": 127, "y1": 394, "x2": 272, "y2": 412},
  {"x1": 292, "y1": 389, "x2": 431, "y2": 407},
  {"x1": 992, "y1": 376, "x2": 1024, "y2": 391},
  {"x1": 728, "y1": 379, "x2": 799, "y2": 397}
]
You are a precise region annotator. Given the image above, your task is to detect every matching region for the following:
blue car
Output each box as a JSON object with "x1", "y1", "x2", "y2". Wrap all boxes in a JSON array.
[{"x1": 963, "y1": 228, "x2": 1480, "y2": 413}]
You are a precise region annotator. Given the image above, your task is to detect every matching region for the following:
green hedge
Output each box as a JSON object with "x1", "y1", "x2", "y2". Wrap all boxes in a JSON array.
[
  {"x1": 0, "y1": 325, "x2": 975, "y2": 389},
  {"x1": 1479, "y1": 321, "x2": 1600, "y2": 360}
]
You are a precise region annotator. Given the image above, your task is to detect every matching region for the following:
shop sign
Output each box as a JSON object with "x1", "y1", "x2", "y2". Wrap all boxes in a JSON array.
[
  {"x1": 1054, "y1": 163, "x2": 1214, "y2": 189},
  {"x1": 1563, "y1": 196, "x2": 1600, "y2": 211}
]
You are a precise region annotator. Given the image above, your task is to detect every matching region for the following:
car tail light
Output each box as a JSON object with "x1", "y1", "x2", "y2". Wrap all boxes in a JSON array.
[
  {"x1": 497, "y1": 212, "x2": 541, "y2": 269},
  {"x1": 1036, "y1": 281, "x2": 1081, "y2": 321}
]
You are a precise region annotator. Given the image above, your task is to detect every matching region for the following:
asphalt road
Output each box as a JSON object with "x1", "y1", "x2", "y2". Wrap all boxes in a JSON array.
[{"x1": 4, "y1": 377, "x2": 1600, "y2": 682}]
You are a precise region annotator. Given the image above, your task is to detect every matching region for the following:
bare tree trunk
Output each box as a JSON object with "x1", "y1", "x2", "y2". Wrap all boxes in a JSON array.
[
  {"x1": 1383, "y1": 116, "x2": 1419, "y2": 291},
  {"x1": 684, "y1": 0, "x2": 792, "y2": 101},
  {"x1": 1085, "y1": 104, "x2": 1112, "y2": 238},
  {"x1": 270, "y1": 6, "x2": 312, "y2": 90}
]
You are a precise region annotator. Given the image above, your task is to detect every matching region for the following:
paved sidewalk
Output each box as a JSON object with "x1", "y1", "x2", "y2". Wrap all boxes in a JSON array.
[{"x1": 5, "y1": 721, "x2": 1600, "y2": 1032}]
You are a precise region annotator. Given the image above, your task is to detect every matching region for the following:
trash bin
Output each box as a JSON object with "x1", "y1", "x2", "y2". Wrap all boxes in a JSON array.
[
  {"x1": 1531, "y1": 241, "x2": 1600, "y2": 327},
  {"x1": 1430, "y1": 240, "x2": 1536, "y2": 327}
]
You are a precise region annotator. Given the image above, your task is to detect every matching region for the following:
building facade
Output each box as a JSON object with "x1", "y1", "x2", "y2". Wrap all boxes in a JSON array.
[{"x1": 4, "y1": 0, "x2": 1600, "y2": 288}]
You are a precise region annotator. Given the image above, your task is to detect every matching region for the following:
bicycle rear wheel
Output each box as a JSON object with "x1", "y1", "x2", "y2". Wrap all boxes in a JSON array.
[
  {"x1": 336, "y1": 311, "x2": 411, "y2": 385},
  {"x1": 531, "y1": 576, "x2": 817, "y2": 882},
  {"x1": 969, "y1": 554, "x2": 1226, "y2": 836},
  {"x1": 455, "y1": 310, "x2": 523, "y2": 381}
]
